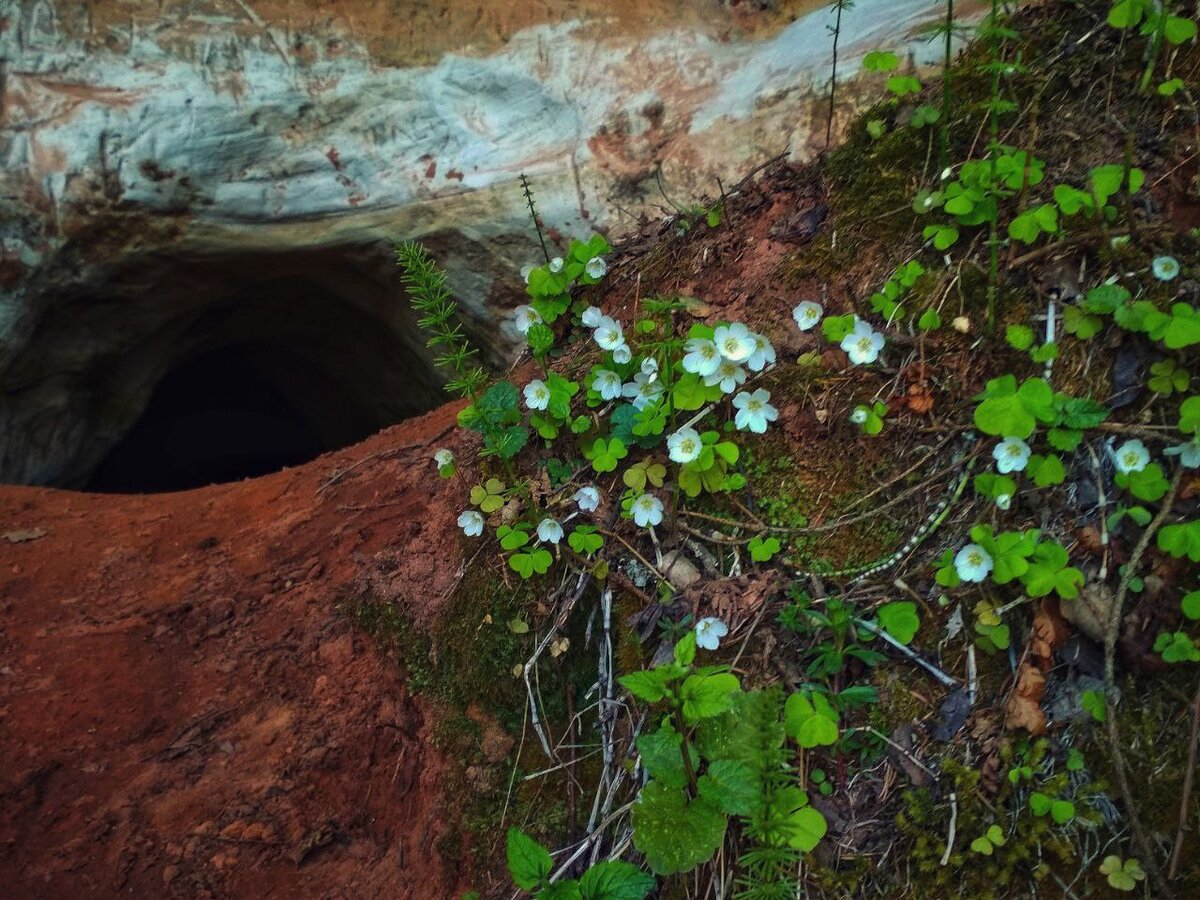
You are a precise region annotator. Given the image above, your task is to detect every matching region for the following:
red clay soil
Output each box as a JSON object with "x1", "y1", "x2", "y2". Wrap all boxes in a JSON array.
[{"x1": 0, "y1": 403, "x2": 473, "y2": 899}]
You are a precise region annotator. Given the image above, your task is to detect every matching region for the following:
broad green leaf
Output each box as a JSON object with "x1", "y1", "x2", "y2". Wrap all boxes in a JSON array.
[
  {"x1": 631, "y1": 782, "x2": 726, "y2": 876},
  {"x1": 507, "y1": 828, "x2": 552, "y2": 891},
  {"x1": 578, "y1": 861, "x2": 655, "y2": 900},
  {"x1": 877, "y1": 601, "x2": 920, "y2": 645},
  {"x1": 680, "y1": 672, "x2": 740, "y2": 723},
  {"x1": 697, "y1": 759, "x2": 759, "y2": 816}
]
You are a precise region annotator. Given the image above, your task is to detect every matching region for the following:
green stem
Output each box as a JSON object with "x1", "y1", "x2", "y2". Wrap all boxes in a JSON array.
[
  {"x1": 826, "y1": 1, "x2": 845, "y2": 149},
  {"x1": 673, "y1": 707, "x2": 699, "y2": 795},
  {"x1": 1138, "y1": 6, "x2": 1167, "y2": 94},
  {"x1": 939, "y1": 0, "x2": 954, "y2": 172}
]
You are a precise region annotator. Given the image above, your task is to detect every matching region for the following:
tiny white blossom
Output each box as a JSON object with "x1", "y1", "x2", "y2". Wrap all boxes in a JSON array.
[
  {"x1": 622, "y1": 372, "x2": 664, "y2": 410},
  {"x1": 732, "y1": 389, "x2": 778, "y2": 434},
  {"x1": 513, "y1": 305, "x2": 542, "y2": 335},
  {"x1": 585, "y1": 256, "x2": 608, "y2": 279},
  {"x1": 537, "y1": 518, "x2": 564, "y2": 544},
  {"x1": 1164, "y1": 438, "x2": 1200, "y2": 469},
  {"x1": 841, "y1": 318, "x2": 885, "y2": 366},
  {"x1": 458, "y1": 510, "x2": 484, "y2": 537},
  {"x1": 704, "y1": 359, "x2": 747, "y2": 394},
  {"x1": 640, "y1": 356, "x2": 659, "y2": 379},
  {"x1": 1152, "y1": 255, "x2": 1180, "y2": 282},
  {"x1": 611, "y1": 343, "x2": 632, "y2": 364},
  {"x1": 954, "y1": 543, "x2": 994, "y2": 583},
  {"x1": 549, "y1": 256, "x2": 564, "y2": 273},
  {"x1": 1113, "y1": 439, "x2": 1151, "y2": 474},
  {"x1": 524, "y1": 378, "x2": 550, "y2": 411},
  {"x1": 681, "y1": 338, "x2": 721, "y2": 376},
  {"x1": 591, "y1": 368, "x2": 623, "y2": 400},
  {"x1": 745, "y1": 333, "x2": 776, "y2": 372},
  {"x1": 593, "y1": 316, "x2": 625, "y2": 351},
  {"x1": 520, "y1": 263, "x2": 535, "y2": 284},
  {"x1": 850, "y1": 407, "x2": 869, "y2": 425},
  {"x1": 792, "y1": 301, "x2": 824, "y2": 332},
  {"x1": 952, "y1": 316, "x2": 971, "y2": 333},
  {"x1": 667, "y1": 427, "x2": 703, "y2": 463},
  {"x1": 713, "y1": 323, "x2": 755, "y2": 362},
  {"x1": 581, "y1": 306, "x2": 604, "y2": 328},
  {"x1": 993, "y1": 437, "x2": 1031, "y2": 474},
  {"x1": 575, "y1": 485, "x2": 601, "y2": 512},
  {"x1": 695, "y1": 617, "x2": 729, "y2": 651},
  {"x1": 996, "y1": 493, "x2": 1012, "y2": 511},
  {"x1": 433, "y1": 448, "x2": 454, "y2": 468},
  {"x1": 632, "y1": 493, "x2": 664, "y2": 528}
]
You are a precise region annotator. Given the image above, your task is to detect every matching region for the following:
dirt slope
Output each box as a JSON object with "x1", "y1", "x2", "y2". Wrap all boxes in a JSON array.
[{"x1": 0, "y1": 404, "x2": 471, "y2": 899}]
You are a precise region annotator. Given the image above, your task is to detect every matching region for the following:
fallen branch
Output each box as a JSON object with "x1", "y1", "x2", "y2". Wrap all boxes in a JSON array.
[
  {"x1": 1104, "y1": 467, "x2": 1183, "y2": 900},
  {"x1": 1168, "y1": 676, "x2": 1200, "y2": 881}
]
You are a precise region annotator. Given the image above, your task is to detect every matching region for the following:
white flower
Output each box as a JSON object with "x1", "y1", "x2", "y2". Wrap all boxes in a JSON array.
[
  {"x1": 549, "y1": 256, "x2": 564, "y2": 273},
  {"x1": 513, "y1": 305, "x2": 542, "y2": 335},
  {"x1": 632, "y1": 493, "x2": 664, "y2": 528},
  {"x1": 695, "y1": 617, "x2": 729, "y2": 651},
  {"x1": 993, "y1": 437, "x2": 1031, "y2": 474},
  {"x1": 433, "y1": 448, "x2": 454, "y2": 468},
  {"x1": 574, "y1": 485, "x2": 601, "y2": 512},
  {"x1": 996, "y1": 493, "x2": 1012, "y2": 511},
  {"x1": 581, "y1": 306, "x2": 604, "y2": 328},
  {"x1": 850, "y1": 407, "x2": 869, "y2": 425},
  {"x1": 611, "y1": 343, "x2": 632, "y2": 364},
  {"x1": 954, "y1": 543, "x2": 994, "y2": 583},
  {"x1": 713, "y1": 323, "x2": 755, "y2": 362},
  {"x1": 1113, "y1": 439, "x2": 1151, "y2": 474},
  {"x1": 1164, "y1": 438, "x2": 1200, "y2": 469},
  {"x1": 585, "y1": 256, "x2": 608, "y2": 279},
  {"x1": 591, "y1": 368, "x2": 623, "y2": 400},
  {"x1": 732, "y1": 389, "x2": 779, "y2": 434},
  {"x1": 593, "y1": 316, "x2": 625, "y2": 351},
  {"x1": 952, "y1": 315, "x2": 971, "y2": 333},
  {"x1": 681, "y1": 338, "x2": 722, "y2": 376},
  {"x1": 458, "y1": 510, "x2": 484, "y2": 537},
  {"x1": 745, "y1": 333, "x2": 776, "y2": 372},
  {"x1": 524, "y1": 378, "x2": 550, "y2": 411},
  {"x1": 792, "y1": 301, "x2": 824, "y2": 332},
  {"x1": 640, "y1": 356, "x2": 659, "y2": 379},
  {"x1": 704, "y1": 359, "x2": 747, "y2": 394},
  {"x1": 520, "y1": 263, "x2": 535, "y2": 284},
  {"x1": 537, "y1": 518, "x2": 564, "y2": 544},
  {"x1": 1152, "y1": 255, "x2": 1180, "y2": 282},
  {"x1": 667, "y1": 427, "x2": 703, "y2": 463},
  {"x1": 622, "y1": 372, "x2": 664, "y2": 410},
  {"x1": 841, "y1": 318, "x2": 885, "y2": 365}
]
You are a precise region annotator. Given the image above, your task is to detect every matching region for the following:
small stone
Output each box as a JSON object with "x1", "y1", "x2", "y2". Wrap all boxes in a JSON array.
[{"x1": 659, "y1": 550, "x2": 700, "y2": 590}]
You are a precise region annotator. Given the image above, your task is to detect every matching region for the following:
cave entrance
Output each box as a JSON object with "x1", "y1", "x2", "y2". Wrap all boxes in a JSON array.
[
  {"x1": 86, "y1": 343, "x2": 359, "y2": 493},
  {"x1": 77, "y1": 253, "x2": 464, "y2": 494}
]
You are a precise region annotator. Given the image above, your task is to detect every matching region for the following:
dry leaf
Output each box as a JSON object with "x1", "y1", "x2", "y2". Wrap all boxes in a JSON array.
[
  {"x1": 906, "y1": 384, "x2": 934, "y2": 415},
  {"x1": 1004, "y1": 663, "x2": 1047, "y2": 735},
  {"x1": 1030, "y1": 599, "x2": 1071, "y2": 669}
]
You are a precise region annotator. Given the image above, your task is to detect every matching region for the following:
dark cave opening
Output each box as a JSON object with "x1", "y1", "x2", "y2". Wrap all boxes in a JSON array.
[
  {"x1": 86, "y1": 343, "x2": 370, "y2": 493},
  {"x1": 74, "y1": 253, "x2": 463, "y2": 494}
]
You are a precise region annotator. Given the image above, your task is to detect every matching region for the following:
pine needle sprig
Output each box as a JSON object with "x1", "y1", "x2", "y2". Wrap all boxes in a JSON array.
[{"x1": 395, "y1": 240, "x2": 488, "y2": 399}]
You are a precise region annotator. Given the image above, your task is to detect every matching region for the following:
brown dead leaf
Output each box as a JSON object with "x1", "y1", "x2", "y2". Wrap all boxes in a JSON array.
[
  {"x1": 684, "y1": 572, "x2": 781, "y2": 623},
  {"x1": 1030, "y1": 599, "x2": 1071, "y2": 670},
  {"x1": 1074, "y1": 525, "x2": 1105, "y2": 558},
  {"x1": 905, "y1": 384, "x2": 934, "y2": 415},
  {"x1": 1004, "y1": 663, "x2": 1047, "y2": 735},
  {"x1": 3, "y1": 528, "x2": 46, "y2": 543}
]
